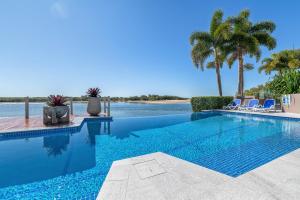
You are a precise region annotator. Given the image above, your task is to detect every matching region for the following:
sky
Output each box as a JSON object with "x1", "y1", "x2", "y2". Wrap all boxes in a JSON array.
[{"x1": 0, "y1": 0, "x2": 299, "y2": 98}]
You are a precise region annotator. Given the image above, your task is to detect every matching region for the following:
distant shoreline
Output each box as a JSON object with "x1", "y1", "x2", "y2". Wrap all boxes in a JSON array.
[
  {"x1": 0, "y1": 99, "x2": 191, "y2": 104},
  {"x1": 0, "y1": 95, "x2": 188, "y2": 103},
  {"x1": 126, "y1": 99, "x2": 190, "y2": 104}
]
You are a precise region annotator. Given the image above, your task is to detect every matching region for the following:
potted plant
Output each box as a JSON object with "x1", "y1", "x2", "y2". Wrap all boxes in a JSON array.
[
  {"x1": 43, "y1": 95, "x2": 70, "y2": 124},
  {"x1": 86, "y1": 87, "x2": 101, "y2": 116}
]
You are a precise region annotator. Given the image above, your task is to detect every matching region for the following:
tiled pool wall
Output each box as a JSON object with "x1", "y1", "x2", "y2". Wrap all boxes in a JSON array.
[{"x1": 0, "y1": 117, "x2": 112, "y2": 139}]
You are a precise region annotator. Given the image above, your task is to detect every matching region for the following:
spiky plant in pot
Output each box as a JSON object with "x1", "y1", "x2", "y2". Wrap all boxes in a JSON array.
[
  {"x1": 86, "y1": 87, "x2": 101, "y2": 116},
  {"x1": 47, "y1": 95, "x2": 67, "y2": 107},
  {"x1": 43, "y1": 95, "x2": 70, "y2": 124},
  {"x1": 87, "y1": 88, "x2": 101, "y2": 97}
]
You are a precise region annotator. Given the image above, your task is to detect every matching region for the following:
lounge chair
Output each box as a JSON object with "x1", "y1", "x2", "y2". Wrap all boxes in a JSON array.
[
  {"x1": 239, "y1": 99, "x2": 259, "y2": 111},
  {"x1": 223, "y1": 99, "x2": 241, "y2": 110},
  {"x1": 253, "y1": 99, "x2": 276, "y2": 112}
]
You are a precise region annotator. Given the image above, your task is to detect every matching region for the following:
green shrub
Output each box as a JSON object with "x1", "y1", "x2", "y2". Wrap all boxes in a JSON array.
[
  {"x1": 191, "y1": 96, "x2": 233, "y2": 112},
  {"x1": 266, "y1": 70, "x2": 300, "y2": 98}
]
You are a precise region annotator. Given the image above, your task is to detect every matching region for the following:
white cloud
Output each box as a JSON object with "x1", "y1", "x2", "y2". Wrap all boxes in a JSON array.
[{"x1": 50, "y1": 1, "x2": 68, "y2": 19}]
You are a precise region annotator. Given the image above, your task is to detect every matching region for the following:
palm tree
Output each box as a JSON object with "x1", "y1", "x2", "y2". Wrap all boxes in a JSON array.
[
  {"x1": 226, "y1": 10, "x2": 276, "y2": 96},
  {"x1": 190, "y1": 10, "x2": 230, "y2": 96},
  {"x1": 259, "y1": 49, "x2": 300, "y2": 75}
]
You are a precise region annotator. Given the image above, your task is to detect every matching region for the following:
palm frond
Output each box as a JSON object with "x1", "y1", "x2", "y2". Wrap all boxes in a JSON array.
[
  {"x1": 252, "y1": 32, "x2": 276, "y2": 50},
  {"x1": 190, "y1": 32, "x2": 212, "y2": 45},
  {"x1": 191, "y1": 43, "x2": 213, "y2": 70},
  {"x1": 243, "y1": 35, "x2": 259, "y2": 54},
  {"x1": 227, "y1": 52, "x2": 238, "y2": 68},
  {"x1": 238, "y1": 9, "x2": 250, "y2": 19},
  {"x1": 258, "y1": 49, "x2": 300, "y2": 74},
  {"x1": 218, "y1": 49, "x2": 228, "y2": 68},
  {"x1": 206, "y1": 61, "x2": 216, "y2": 69},
  {"x1": 258, "y1": 64, "x2": 267, "y2": 74},
  {"x1": 244, "y1": 63, "x2": 254, "y2": 71},
  {"x1": 288, "y1": 58, "x2": 300, "y2": 68},
  {"x1": 254, "y1": 49, "x2": 262, "y2": 62},
  {"x1": 233, "y1": 10, "x2": 251, "y2": 32},
  {"x1": 210, "y1": 10, "x2": 223, "y2": 36},
  {"x1": 214, "y1": 22, "x2": 232, "y2": 41},
  {"x1": 250, "y1": 21, "x2": 276, "y2": 33},
  {"x1": 262, "y1": 57, "x2": 273, "y2": 64}
]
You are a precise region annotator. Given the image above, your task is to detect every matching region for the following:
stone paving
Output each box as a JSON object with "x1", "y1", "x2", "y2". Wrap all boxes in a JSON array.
[
  {"x1": 0, "y1": 116, "x2": 76, "y2": 132},
  {"x1": 0, "y1": 114, "x2": 111, "y2": 133},
  {"x1": 260, "y1": 111, "x2": 300, "y2": 118},
  {"x1": 219, "y1": 109, "x2": 300, "y2": 118},
  {"x1": 97, "y1": 150, "x2": 300, "y2": 200}
]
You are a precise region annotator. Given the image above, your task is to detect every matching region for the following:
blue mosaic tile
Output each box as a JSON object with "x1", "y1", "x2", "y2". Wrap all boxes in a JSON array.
[{"x1": 0, "y1": 112, "x2": 300, "y2": 199}]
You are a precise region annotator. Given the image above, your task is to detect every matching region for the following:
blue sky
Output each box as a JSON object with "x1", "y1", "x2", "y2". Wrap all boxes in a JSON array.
[{"x1": 0, "y1": 0, "x2": 299, "y2": 97}]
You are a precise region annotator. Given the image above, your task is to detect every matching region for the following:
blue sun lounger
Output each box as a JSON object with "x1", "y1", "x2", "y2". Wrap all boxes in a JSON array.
[
  {"x1": 254, "y1": 99, "x2": 276, "y2": 112},
  {"x1": 239, "y1": 99, "x2": 259, "y2": 111},
  {"x1": 223, "y1": 99, "x2": 241, "y2": 110}
]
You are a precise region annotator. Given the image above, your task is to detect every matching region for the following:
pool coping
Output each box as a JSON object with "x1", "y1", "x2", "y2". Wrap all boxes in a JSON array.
[
  {"x1": 97, "y1": 149, "x2": 300, "y2": 200},
  {"x1": 214, "y1": 109, "x2": 300, "y2": 120}
]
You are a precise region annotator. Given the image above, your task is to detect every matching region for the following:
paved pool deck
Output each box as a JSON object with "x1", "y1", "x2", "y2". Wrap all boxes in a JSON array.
[
  {"x1": 217, "y1": 109, "x2": 300, "y2": 119},
  {"x1": 0, "y1": 114, "x2": 112, "y2": 134},
  {"x1": 97, "y1": 150, "x2": 300, "y2": 200},
  {"x1": 97, "y1": 110, "x2": 300, "y2": 200}
]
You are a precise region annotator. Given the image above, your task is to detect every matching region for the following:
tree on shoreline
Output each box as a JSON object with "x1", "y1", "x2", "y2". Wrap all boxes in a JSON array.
[
  {"x1": 225, "y1": 9, "x2": 276, "y2": 96},
  {"x1": 190, "y1": 10, "x2": 230, "y2": 96},
  {"x1": 259, "y1": 49, "x2": 300, "y2": 75}
]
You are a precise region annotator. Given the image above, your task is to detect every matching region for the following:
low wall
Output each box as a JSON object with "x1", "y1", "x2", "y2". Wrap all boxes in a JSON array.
[{"x1": 282, "y1": 94, "x2": 300, "y2": 114}]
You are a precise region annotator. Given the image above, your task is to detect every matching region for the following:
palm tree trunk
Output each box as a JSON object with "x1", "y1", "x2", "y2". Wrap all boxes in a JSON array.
[
  {"x1": 215, "y1": 62, "x2": 223, "y2": 96},
  {"x1": 237, "y1": 49, "x2": 244, "y2": 97},
  {"x1": 214, "y1": 50, "x2": 223, "y2": 96}
]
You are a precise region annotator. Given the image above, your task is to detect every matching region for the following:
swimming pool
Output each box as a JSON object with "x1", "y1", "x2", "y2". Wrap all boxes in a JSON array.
[{"x1": 0, "y1": 111, "x2": 300, "y2": 199}]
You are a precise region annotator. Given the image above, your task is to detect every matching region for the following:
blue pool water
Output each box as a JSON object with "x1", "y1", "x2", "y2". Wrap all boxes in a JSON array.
[{"x1": 1, "y1": 111, "x2": 300, "y2": 199}]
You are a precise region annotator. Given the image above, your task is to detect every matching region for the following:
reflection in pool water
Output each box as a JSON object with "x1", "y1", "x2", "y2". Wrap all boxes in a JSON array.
[
  {"x1": 0, "y1": 120, "x2": 111, "y2": 189},
  {"x1": 43, "y1": 135, "x2": 70, "y2": 157}
]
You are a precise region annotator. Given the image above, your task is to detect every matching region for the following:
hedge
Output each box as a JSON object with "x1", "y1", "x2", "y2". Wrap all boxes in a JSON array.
[{"x1": 191, "y1": 96, "x2": 233, "y2": 112}]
